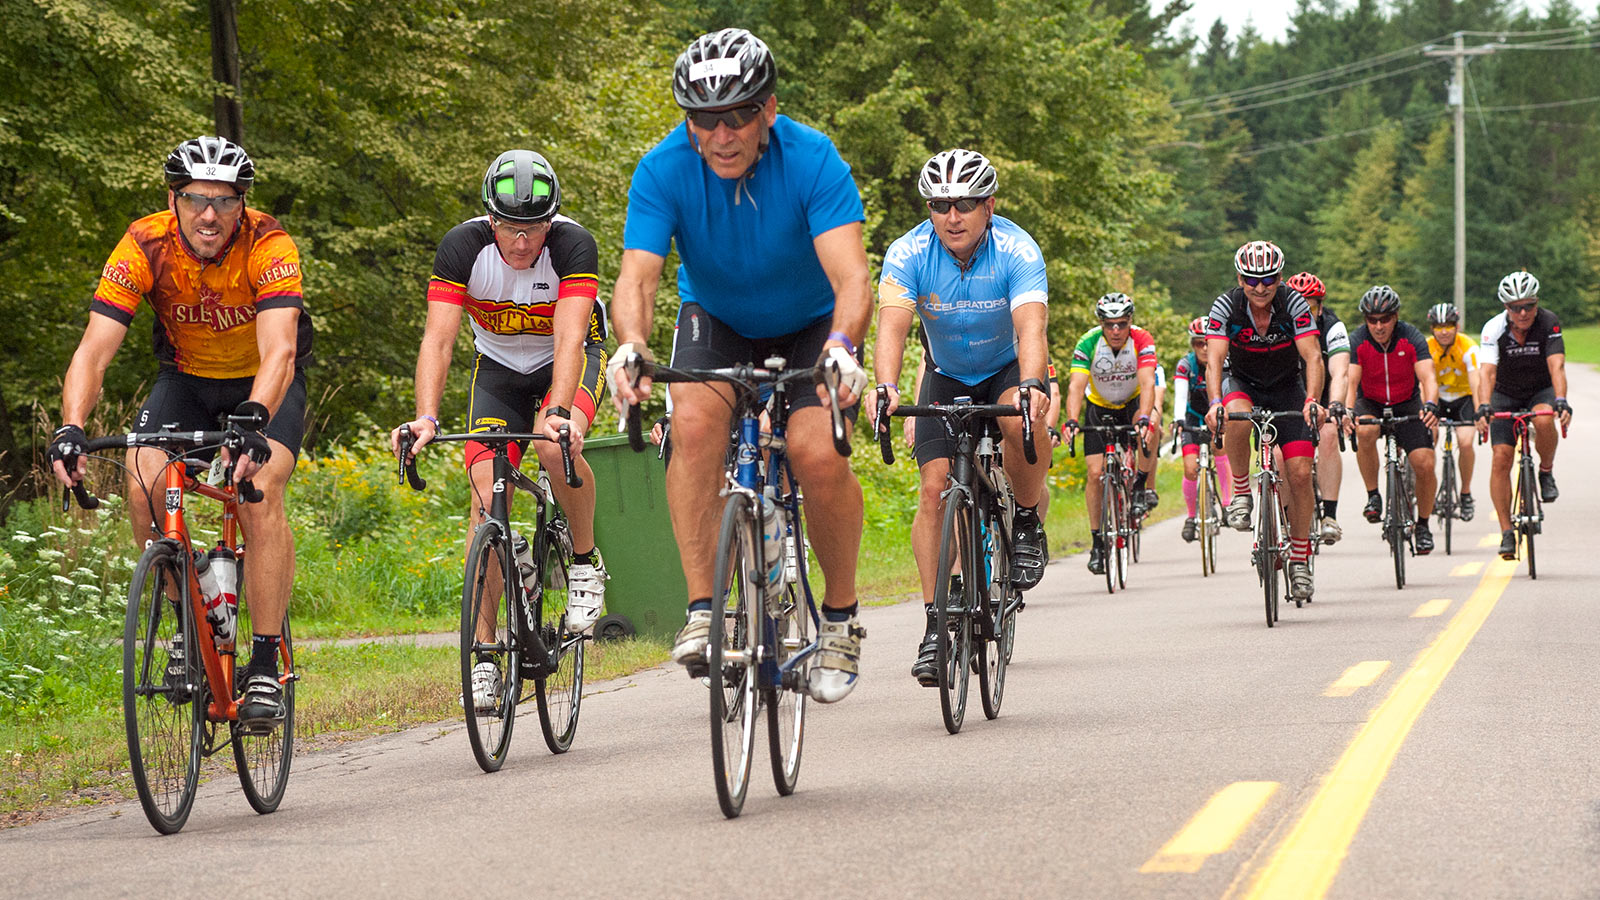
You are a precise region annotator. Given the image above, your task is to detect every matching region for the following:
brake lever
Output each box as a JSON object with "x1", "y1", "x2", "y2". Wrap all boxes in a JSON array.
[
  {"x1": 558, "y1": 424, "x2": 583, "y2": 488},
  {"x1": 1020, "y1": 388, "x2": 1037, "y2": 465},
  {"x1": 823, "y1": 358, "x2": 852, "y2": 458},
  {"x1": 397, "y1": 424, "x2": 427, "y2": 491},
  {"x1": 876, "y1": 385, "x2": 895, "y2": 466}
]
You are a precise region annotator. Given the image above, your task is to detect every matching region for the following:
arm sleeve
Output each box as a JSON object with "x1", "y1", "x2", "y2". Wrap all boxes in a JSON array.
[
  {"x1": 1288, "y1": 293, "x2": 1318, "y2": 339},
  {"x1": 1325, "y1": 320, "x2": 1350, "y2": 355},
  {"x1": 89, "y1": 231, "x2": 153, "y2": 325},
  {"x1": 1070, "y1": 330, "x2": 1098, "y2": 376},
  {"x1": 1204, "y1": 294, "x2": 1232, "y2": 341},
  {"x1": 1402, "y1": 323, "x2": 1429, "y2": 358},
  {"x1": 249, "y1": 230, "x2": 304, "y2": 312},
  {"x1": 1463, "y1": 340, "x2": 1480, "y2": 371},
  {"x1": 1008, "y1": 234, "x2": 1048, "y2": 310},
  {"x1": 1172, "y1": 361, "x2": 1191, "y2": 415}
]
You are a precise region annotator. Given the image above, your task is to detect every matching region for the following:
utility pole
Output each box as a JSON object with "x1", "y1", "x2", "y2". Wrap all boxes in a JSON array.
[
  {"x1": 209, "y1": 0, "x2": 243, "y2": 142},
  {"x1": 1424, "y1": 33, "x2": 1497, "y2": 326}
]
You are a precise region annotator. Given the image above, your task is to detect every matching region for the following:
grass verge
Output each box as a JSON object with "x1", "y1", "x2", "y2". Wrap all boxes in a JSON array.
[{"x1": 1560, "y1": 323, "x2": 1600, "y2": 366}]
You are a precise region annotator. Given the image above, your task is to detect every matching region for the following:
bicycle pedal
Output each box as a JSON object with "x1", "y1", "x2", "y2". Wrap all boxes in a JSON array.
[{"x1": 685, "y1": 661, "x2": 710, "y2": 680}]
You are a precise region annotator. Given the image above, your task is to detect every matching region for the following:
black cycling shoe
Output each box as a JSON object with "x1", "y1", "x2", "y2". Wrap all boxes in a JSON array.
[
  {"x1": 1362, "y1": 494, "x2": 1383, "y2": 523},
  {"x1": 1539, "y1": 471, "x2": 1559, "y2": 503},
  {"x1": 1414, "y1": 523, "x2": 1434, "y2": 555},
  {"x1": 1181, "y1": 518, "x2": 1198, "y2": 543},
  {"x1": 1087, "y1": 543, "x2": 1106, "y2": 575},
  {"x1": 1010, "y1": 516, "x2": 1048, "y2": 590},
  {"x1": 236, "y1": 666, "x2": 285, "y2": 734},
  {"x1": 911, "y1": 624, "x2": 939, "y2": 687},
  {"x1": 1499, "y1": 529, "x2": 1517, "y2": 560},
  {"x1": 1458, "y1": 493, "x2": 1475, "y2": 521},
  {"x1": 1143, "y1": 488, "x2": 1159, "y2": 510}
]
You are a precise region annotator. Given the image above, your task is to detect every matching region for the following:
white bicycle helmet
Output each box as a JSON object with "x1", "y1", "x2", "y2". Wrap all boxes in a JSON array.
[
  {"x1": 1234, "y1": 240, "x2": 1285, "y2": 278},
  {"x1": 1497, "y1": 270, "x2": 1540, "y2": 305},
  {"x1": 917, "y1": 149, "x2": 998, "y2": 200},
  {"x1": 1095, "y1": 292, "x2": 1135, "y2": 320},
  {"x1": 164, "y1": 136, "x2": 254, "y2": 191}
]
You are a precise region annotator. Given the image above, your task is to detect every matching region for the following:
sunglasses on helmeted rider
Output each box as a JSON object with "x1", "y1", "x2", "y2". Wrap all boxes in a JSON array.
[
  {"x1": 1242, "y1": 274, "x2": 1278, "y2": 288},
  {"x1": 927, "y1": 198, "x2": 983, "y2": 215},
  {"x1": 686, "y1": 103, "x2": 765, "y2": 131},
  {"x1": 173, "y1": 190, "x2": 243, "y2": 215},
  {"x1": 1506, "y1": 302, "x2": 1538, "y2": 314},
  {"x1": 1364, "y1": 313, "x2": 1396, "y2": 325}
]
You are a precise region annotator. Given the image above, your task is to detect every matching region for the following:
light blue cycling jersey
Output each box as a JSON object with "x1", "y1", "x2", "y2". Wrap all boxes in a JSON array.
[
  {"x1": 622, "y1": 116, "x2": 865, "y2": 339},
  {"x1": 879, "y1": 216, "x2": 1048, "y2": 386}
]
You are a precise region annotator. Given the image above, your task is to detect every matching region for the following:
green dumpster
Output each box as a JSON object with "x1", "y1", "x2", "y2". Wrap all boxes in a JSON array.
[{"x1": 585, "y1": 432, "x2": 686, "y2": 641}]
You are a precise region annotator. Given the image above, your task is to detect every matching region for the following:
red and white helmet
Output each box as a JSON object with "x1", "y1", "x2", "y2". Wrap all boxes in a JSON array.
[
  {"x1": 1188, "y1": 317, "x2": 1207, "y2": 339},
  {"x1": 1285, "y1": 271, "x2": 1325, "y2": 299},
  {"x1": 1234, "y1": 240, "x2": 1285, "y2": 278}
]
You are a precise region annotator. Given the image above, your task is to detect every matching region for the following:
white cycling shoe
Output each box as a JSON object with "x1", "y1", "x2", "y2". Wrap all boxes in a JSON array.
[
  {"x1": 470, "y1": 661, "x2": 501, "y2": 713},
  {"x1": 564, "y1": 553, "x2": 609, "y2": 633},
  {"x1": 806, "y1": 615, "x2": 866, "y2": 703}
]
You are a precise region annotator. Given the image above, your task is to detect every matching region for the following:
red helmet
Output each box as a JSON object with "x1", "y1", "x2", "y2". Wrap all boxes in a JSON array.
[
  {"x1": 1188, "y1": 316, "x2": 1207, "y2": 339},
  {"x1": 1286, "y1": 271, "x2": 1325, "y2": 299}
]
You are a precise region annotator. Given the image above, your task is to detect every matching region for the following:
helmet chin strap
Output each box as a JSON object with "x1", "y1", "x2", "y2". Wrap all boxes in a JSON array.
[{"x1": 686, "y1": 117, "x2": 771, "y2": 180}]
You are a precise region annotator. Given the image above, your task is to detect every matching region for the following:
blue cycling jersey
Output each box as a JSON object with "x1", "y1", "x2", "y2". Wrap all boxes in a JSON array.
[
  {"x1": 878, "y1": 216, "x2": 1048, "y2": 386},
  {"x1": 622, "y1": 116, "x2": 865, "y2": 339}
]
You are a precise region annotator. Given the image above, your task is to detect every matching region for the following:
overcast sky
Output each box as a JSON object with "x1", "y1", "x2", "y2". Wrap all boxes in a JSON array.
[{"x1": 1170, "y1": 0, "x2": 1555, "y2": 44}]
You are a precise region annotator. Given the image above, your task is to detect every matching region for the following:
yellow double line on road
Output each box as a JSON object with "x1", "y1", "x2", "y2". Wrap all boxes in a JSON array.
[{"x1": 1233, "y1": 557, "x2": 1518, "y2": 900}]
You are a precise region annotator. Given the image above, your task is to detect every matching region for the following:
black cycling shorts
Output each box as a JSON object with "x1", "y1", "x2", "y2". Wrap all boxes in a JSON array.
[
  {"x1": 1489, "y1": 386, "x2": 1557, "y2": 447},
  {"x1": 135, "y1": 367, "x2": 308, "y2": 461},
  {"x1": 912, "y1": 360, "x2": 1022, "y2": 468},
  {"x1": 669, "y1": 302, "x2": 861, "y2": 421},
  {"x1": 1220, "y1": 372, "x2": 1313, "y2": 455},
  {"x1": 1438, "y1": 396, "x2": 1475, "y2": 425},
  {"x1": 1080, "y1": 401, "x2": 1138, "y2": 458},
  {"x1": 1353, "y1": 395, "x2": 1432, "y2": 454},
  {"x1": 466, "y1": 346, "x2": 606, "y2": 469}
]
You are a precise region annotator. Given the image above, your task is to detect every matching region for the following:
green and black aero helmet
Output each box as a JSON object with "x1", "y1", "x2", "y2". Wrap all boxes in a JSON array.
[{"x1": 481, "y1": 150, "x2": 561, "y2": 223}]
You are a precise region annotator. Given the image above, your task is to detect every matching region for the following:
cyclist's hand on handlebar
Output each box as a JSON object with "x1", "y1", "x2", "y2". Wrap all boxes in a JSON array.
[
  {"x1": 1049, "y1": 426, "x2": 1062, "y2": 448},
  {"x1": 390, "y1": 417, "x2": 438, "y2": 459},
  {"x1": 904, "y1": 415, "x2": 916, "y2": 447},
  {"x1": 1204, "y1": 402, "x2": 1223, "y2": 433},
  {"x1": 1303, "y1": 398, "x2": 1325, "y2": 430},
  {"x1": 606, "y1": 342, "x2": 655, "y2": 411},
  {"x1": 224, "y1": 429, "x2": 272, "y2": 485},
  {"x1": 1016, "y1": 381, "x2": 1049, "y2": 423},
  {"x1": 540, "y1": 406, "x2": 583, "y2": 455},
  {"x1": 1420, "y1": 400, "x2": 1440, "y2": 431},
  {"x1": 815, "y1": 345, "x2": 867, "y2": 410},
  {"x1": 874, "y1": 382, "x2": 901, "y2": 428},
  {"x1": 1554, "y1": 397, "x2": 1574, "y2": 428},
  {"x1": 49, "y1": 424, "x2": 88, "y2": 487}
]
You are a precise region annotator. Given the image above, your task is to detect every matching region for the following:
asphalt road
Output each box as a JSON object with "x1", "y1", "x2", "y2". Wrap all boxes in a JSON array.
[{"x1": 4, "y1": 368, "x2": 1598, "y2": 900}]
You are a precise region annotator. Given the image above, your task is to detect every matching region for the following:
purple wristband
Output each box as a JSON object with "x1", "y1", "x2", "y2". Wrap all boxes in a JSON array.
[{"x1": 826, "y1": 331, "x2": 857, "y2": 355}]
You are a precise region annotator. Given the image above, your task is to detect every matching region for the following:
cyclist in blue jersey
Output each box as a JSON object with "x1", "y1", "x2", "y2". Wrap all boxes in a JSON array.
[
  {"x1": 606, "y1": 29, "x2": 872, "y2": 703},
  {"x1": 872, "y1": 149, "x2": 1050, "y2": 687}
]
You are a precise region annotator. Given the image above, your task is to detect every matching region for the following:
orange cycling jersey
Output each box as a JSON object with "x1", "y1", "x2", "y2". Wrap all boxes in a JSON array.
[{"x1": 91, "y1": 209, "x2": 312, "y2": 379}]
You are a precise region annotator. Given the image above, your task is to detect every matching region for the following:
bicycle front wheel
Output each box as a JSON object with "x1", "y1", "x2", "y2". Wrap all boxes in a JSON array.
[
  {"x1": 978, "y1": 507, "x2": 1011, "y2": 721},
  {"x1": 709, "y1": 494, "x2": 758, "y2": 818},
  {"x1": 934, "y1": 490, "x2": 974, "y2": 734},
  {"x1": 766, "y1": 514, "x2": 809, "y2": 796},
  {"x1": 1199, "y1": 463, "x2": 1216, "y2": 577},
  {"x1": 1438, "y1": 455, "x2": 1456, "y2": 555},
  {"x1": 1519, "y1": 459, "x2": 1538, "y2": 580},
  {"x1": 124, "y1": 541, "x2": 203, "y2": 834},
  {"x1": 1386, "y1": 463, "x2": 1406, "y2": 590},
  {"x1": 1113, "y1": 483, "x2": 1130, "y2": 590},
  {"x1": 535, "y1": 530, "x2": 584, "y2": 754},
  {"x1": 461, "y1": 523, "x2": 520, "y2": 773},
  {"x1": 233, "y1": 602, "x2": 295, "y2": 814},
  {"x1": 1258, "y1": 482, "x2": 1278, "y2": 627},
  {"x1": 1100, "y1": 474, "x2": 1118, "y2": 595}
]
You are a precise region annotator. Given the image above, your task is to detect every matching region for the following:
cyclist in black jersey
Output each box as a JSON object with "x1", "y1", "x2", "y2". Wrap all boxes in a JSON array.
[
  {"x1": 1203, "y1": 241, "x2": 1326, "y2": 602},
  {"x1": 1475, "y1": 270, "x2": 1574, "y2": 558}
]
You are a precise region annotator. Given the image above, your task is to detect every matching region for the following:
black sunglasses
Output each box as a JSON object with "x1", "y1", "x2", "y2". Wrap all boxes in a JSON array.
[
  {"x1": 174, "y1": 190, "x2": 243, "y2": 215},
  {"x1": 1364, "y1": 313, "x2": 1397, "y2": 324},
  {"x1": 1242, "y1": 275, "x2": 1278, "y2": 288},
  {"x1": 686, "y1": 103, "x2": 765, "y2": 131},
  {"x1": 927, "y1": 198, "x2": 983, "y2": 215},
  {"x1": 1507, "y1": 302, "x2": 1538, "y2": 314}
]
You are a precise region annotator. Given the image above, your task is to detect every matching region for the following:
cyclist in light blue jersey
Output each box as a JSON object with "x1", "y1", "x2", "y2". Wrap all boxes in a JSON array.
[
  {"x1": 872, "y1": 148, "x2": 1050, "y2": 687},
  {"x1": 607, "y1": 29, "x2": 872, "y2": 704}
]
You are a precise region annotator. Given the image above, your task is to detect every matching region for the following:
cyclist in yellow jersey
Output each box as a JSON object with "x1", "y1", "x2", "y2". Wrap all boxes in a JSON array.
[{"x1": 1426, "y1": 303, "x2": 1481, "y2": 519}]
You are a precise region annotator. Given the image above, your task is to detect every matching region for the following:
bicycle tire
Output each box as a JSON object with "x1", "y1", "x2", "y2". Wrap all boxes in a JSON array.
[
  {"x1": 1387, "y1": 462, "x2": 1406, "y2": 590},
  {"x1": 535, "y1": 528, "x2": 583, "y2": 754},
  {"x1": 709, "y1": 494, "x2": 758, "y2": 818},
  {"x1": 124, "y1": 541, "x2": 204, "y2": 834},
  {"x1": 461, "y1": 523, "x2": 520, "y2": 773},
  {"x1": 1100, "y1": 471, "x2": 1117, "y2": 595},
  {"x1": 1258, "y1": 481, "x2": 1278, "y2": 627},
  {"x1": 1520, "y1": 457, "x2": 1538, "y2": 580},
  {"x1": 1112, "y1": 478, "x2": 1130, "y2": 591},
  {"x1": 233, "y1": 600, "x2": 295, "y2": 815},
  {"x1": 1201, "y1": 465, "x2": 1219, "y2": 577},
  {"x1": 767, "y1": 505, "x2": 808, "y2": 796},
  {"x1": 1439, "y1": 451, "x2": 1456, "y2": 556},
  {"x1": 934, "y1": 490, "x2": 973, "y2": 734},
  {"x1": 978, "y1": 504, "x2": 1010, "y2": 721}
]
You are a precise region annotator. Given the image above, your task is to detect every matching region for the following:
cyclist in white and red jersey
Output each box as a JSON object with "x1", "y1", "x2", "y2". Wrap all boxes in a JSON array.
[
  {"x1": 1476, "y1": 270, "x2": 1573, "y2": 559},
  {"x1": 1340, "y1": 285, "x2": 1440, "y2": 554},
  {"x1": 1285, "y1": 271, "x2": 1350, "y2": 543},
  {"x1": 1203, "y1": 240, "x2": 1326, "y2": 602}
]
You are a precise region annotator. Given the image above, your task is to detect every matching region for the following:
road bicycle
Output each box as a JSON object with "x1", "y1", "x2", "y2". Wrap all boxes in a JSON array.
[
  {"x1": 1353, "y1": 408, "x2": 1424, "y2": 590},
  {"x1": 66, "y1": 404, "x2": 293, "y2": 834},
  {"x1": 621, "y1": 355, "x2": 852, "y2": 819},
  {"x1": 875, "y1": 388, "x2": 1034, "y2": 734},
  {"x1": 1487, "y1": 409, "x2": 1563, "y2": 579},
  {"x1": 398, "y1": 424, "x2": 585, "y2": 772},
  {"x1": 1432, "y1": 418, "x2": 1472, "y2": 555},
  {"x1": 1068, "y1": 423, "x2": 1145, "y2": 594},
  {"x1": 1225, "y1": 409, "x2": 1308, "y2": 626},
  {"x1": 1172, "y1": 424, "x2": 1223, "y2": 576}
]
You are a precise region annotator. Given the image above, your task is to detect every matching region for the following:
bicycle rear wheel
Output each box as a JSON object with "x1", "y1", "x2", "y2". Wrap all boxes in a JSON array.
[
  {"x1": 978, "y1": 507, "x2": 1010, "y2": 721},
  {"x1": 233, "y1": 599, "x2": 295, "y2": 814},
  {"x1": 709, "y1": 494, "x2": 758, "y2": 818},
  {"x1": 124, "y1": 541, "x2": 204, "y2": 834},
  {"x1": 766, "y1": 513, "x2": 809, "y2": 796},
  {"x1": 1438, "y1": 454, "x2": 1456, "y2": 555},
  {"x1": 535, "y1": 529, "x2": 583, "y2": 754},
  {"x1": 1257, "y1": 481, "x2": 1278, "y2": 627},
  {"x1": 461, "y1": 523, "x2": 520, "y2": 773},
  {"x1": 934, "y1": 490, "x2": 973, "y2": 734},
  {"x1": 1387, "y1": 463, "x2": 1406, "y2": 590}
]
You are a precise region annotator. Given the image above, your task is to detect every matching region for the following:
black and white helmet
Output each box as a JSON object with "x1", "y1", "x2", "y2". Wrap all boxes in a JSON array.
[
  {"x1": 1426, "y1": 303, "x2": 1459, "y2": 326},
  {"x1": 164, "y1": 136, "x2": 254, "y2": 191},
  {"x1": 1095, "y1": 292, "x2": 1135, "y2": 320},
  {"x1": 1497, "y1": 270, "x2": 1539, "y2": 305},
  {"x1": 1358, "y1": 285, "x2": 1401, "y2": 315},
  {"x1": 1234, "y1": 240, "x2": 1285, "y2": 278},
  {"x1": 672, "y1": 29, "x2": 777, "y2": 111},
  {"x1": 917, "y1": 149, "x2": 998, "y2": 200}
]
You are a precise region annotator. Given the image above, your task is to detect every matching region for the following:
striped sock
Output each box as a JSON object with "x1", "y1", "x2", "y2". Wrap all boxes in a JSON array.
[{"x1": 1291, "y1": 537, "x2": 1313, "y2": 562}]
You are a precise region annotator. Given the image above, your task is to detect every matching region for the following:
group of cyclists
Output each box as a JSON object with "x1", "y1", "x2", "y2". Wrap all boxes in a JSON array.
[{"x1": 45, "y1": 26, "x2": 1577, "y2": 743}]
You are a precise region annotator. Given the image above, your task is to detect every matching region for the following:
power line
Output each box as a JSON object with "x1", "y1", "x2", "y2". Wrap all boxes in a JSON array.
[
  {"x1": 1474, "y1": 94, "x2": 1600, "y2": 111},
  {"x1": 1240, "y1": 110, "x2": 1452, "y2": 156},
  {"x1": 1458, "y1": 26, "x2": 1591, "y2": 37},
  {"x1": 1182, "y1": 60, "x2": 1434, "y2": 119},
  {"x1": 1175, "y1": 36, "x2": 1447, "y2": 109}
]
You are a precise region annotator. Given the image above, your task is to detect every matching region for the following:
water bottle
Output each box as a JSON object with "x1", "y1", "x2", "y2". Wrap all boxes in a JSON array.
[
  {"x1": 511, "y1": 532, "x2": 538, "y2": 592},
  {"x1": 759, "y1": 486, "x2": 784, "y2": 595},
  {"x1": 199, "y1": 545, "x2": 238, "y2": 644},
  {"x1": 782, "y1": 528, "x2": 799, "y2": 585}
]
